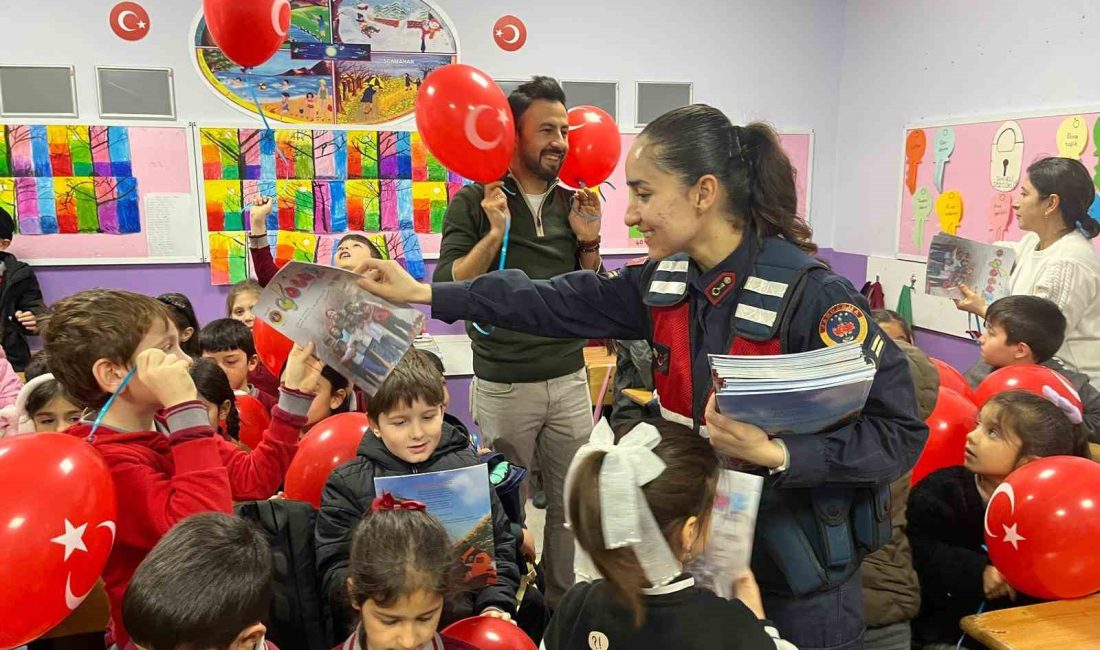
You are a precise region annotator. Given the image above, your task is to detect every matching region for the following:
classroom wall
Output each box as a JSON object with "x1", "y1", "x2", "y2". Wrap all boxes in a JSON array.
[{"x1": 832, "y1": 0, "x2": 1100, "y2": 257}]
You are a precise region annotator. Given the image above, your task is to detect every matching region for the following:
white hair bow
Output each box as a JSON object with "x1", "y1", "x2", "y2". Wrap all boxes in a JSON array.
[
  {"x1": 564, "y1": 418, "x2": 681, "y2": 589},
  {"x1": 1041, "y1": 385, "x2": 1083, "y2": 425}
]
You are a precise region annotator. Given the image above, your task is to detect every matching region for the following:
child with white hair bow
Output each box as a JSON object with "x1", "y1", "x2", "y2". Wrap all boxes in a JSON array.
[{"x1": 542, "y1": 418, "x2": 798, "y2": 650}]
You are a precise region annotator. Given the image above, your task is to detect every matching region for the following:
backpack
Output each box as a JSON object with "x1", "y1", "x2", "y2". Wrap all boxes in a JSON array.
[{"x1": 236, "y1": 499, "x2": 334, "y2": 650}]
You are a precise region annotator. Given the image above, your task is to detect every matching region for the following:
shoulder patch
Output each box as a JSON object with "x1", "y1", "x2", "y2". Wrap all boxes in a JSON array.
[
  {"x1": 625, "y1": 256, "x2": 650, "y2": 267},
  {"x1": 819, "y1": 303, "x2": 869, "y2": 346}
]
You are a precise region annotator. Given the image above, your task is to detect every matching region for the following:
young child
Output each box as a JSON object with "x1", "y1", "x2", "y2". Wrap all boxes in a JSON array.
[
  {"x1": 225, "y1": 278, "x2": 282, "y2": 398},
  {"x1": 0, "y1": 207, "x2": 47, "y2": 372},
  {"x1": 316, "y1": 349, "x2": 520, "y2": 636},
  {"x1": 247, "y1": 197, "x2": 385, "y2": 287},
  {"x1": 43, "y1": 289, "x2": 323, "y2": 648},
  {"x1": 872, "y1": 309, "x2": 915, "y2": 344},
  {"x1": 157, "y1": 293, "x2": 202, "y2": 358},
  {"x1": 122, "y1": 512, "x2": 279, "y2": 650},
  {"x1": 964, "y1": 295, "x2": 1100, "y2": 442},
  {"x1": 338, "y1": 497, "x2": 481, "y2": 650},
  {"x1": 542, "y1": 419, "x2": 792, "y2": 650},
  {"x1": 907, "y1": 390, "x2": 1093, "y2": 648},
  {"x1": 299, "y1": 363, "x2": 351, "y2": 431},
  {"x1": 190, "y1": 357, "x2": 248, "y2": 444},
  {"x1": 200, "y1": 318, "x2": 277, "y2": 411}
]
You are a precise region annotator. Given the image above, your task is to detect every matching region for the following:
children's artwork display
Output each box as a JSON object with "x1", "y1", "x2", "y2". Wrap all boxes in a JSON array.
[
  {"x1": 199, "y1": 126, "x2": 470, "y2": 282},
  {"x1": 0, "y1": 124, "x2": 198, "y2": 263},
  {"x1": 256, "y1": 262, "x2": 426, "y2": 394},
  {"x1": 374, "y1": 465, "x2": 498, "y2": 589},
  {"x1": 898, "y1": 110, "x2": 1100, "y2": 259},
  {"x1": 193, "y1": 0, "x2": 457, "y2": 127}
]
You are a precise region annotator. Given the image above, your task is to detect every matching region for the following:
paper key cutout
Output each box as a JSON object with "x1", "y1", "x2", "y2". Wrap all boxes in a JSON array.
[
  {"x1": 905, "y1": 129, "x2": 927, "y2": 195},
  {"x1": 988, "y1": 192, "x2": 1013, "y2": 241},
  {"x1": 1057, "y1": 115, "x2": 1089, "y2": 159},
  {"x1": 911, "y1": 187, "x2": 933, "y2": 249},
  {"x1": 933, "y1": 127, "x2": 956, "y2": 193},
  {"x1": 1093, "y1": 117, "x2": 1100, "y2": 190},
  {"x1": 991, "y1": 121, "x2": 1025, "y2": 192},
  {"x1": 936, "y1": 190, "x2": 964, "y2": 235}
]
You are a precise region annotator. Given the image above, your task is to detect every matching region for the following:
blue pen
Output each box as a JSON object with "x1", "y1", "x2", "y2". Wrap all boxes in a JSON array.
[{"x1": 86, "y1": 366, "x2": 137, "y2": 444}]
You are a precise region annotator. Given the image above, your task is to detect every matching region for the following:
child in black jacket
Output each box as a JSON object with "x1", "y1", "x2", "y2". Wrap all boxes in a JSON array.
[{"x1": 0, "y1": 208, "x2": 46, "y2": 371}]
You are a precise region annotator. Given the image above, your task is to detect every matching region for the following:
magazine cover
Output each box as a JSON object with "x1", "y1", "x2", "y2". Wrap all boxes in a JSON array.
[
  {"x1": 255, "y1": 262, "x2": 426, "y2": 394},
  {"x1": 374, "y1": 464, "x2": 498, "y2": 588},
  {"x1": 925, "y1": 233, "x2": 1015, "y2": 302},
  {"x1": 687, "y1": 470, "x2": 764, "y2": 600}
]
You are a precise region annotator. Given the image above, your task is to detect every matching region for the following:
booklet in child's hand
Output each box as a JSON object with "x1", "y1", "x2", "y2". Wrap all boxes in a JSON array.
[
  {"x1": 687, "y1": 469, "x2": 764, "y2": 600},
  {"x1": 255, "y1": 262, "x2": 426, "y2": 395},
  {"x1": 374, "y1": 464, "x2": 499, "y2": 589},
  {"x1": 925, "y1": 233, "x2": 1015, "y2": 302}
]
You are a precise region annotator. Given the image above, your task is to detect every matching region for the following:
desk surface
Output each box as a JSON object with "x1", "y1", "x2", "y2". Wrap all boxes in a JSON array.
[{"x1": 961, "y1": 595, "x2": 1100, "y2": 649}]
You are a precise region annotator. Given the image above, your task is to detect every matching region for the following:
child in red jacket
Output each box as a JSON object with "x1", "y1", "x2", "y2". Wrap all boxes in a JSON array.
[{"x1": 43, "y1": 289, "x2": 323, "y2": 648}]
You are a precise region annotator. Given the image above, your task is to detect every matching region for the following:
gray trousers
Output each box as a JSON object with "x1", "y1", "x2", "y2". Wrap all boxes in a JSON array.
[
  {"x1": 471, "y1": 367, "x2": 592, "y2": 607},
  {"x1": 863, "y1": 622, "x2": 911, "y2": 650}
]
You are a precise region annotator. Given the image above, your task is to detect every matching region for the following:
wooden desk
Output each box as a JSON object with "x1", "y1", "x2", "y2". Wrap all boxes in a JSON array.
[
  {"x1": 622, "y1": 388, "x2": 654, "y2": 406},
  {"x1": 961, "y1": 595, "x2": 1100, "y2": 649},
  {"x1": 583, "y1": 347, "x2": 617, "y2": 408}
]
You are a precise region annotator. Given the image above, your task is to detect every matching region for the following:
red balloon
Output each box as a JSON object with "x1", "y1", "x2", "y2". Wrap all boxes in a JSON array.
[
  {"x1": 930, "y1": 358, "x2": 976, "y2": 404},
  {"x1": 284, "y1": 413, "x2": 370, "y2": 508},
  {"x1": 0, "y1": 434, "x2": 117, "y2": 648},
  {"x1": 443, "y1": 616, "x2": 538, "y2": 650},
  {"x1": 911, "y1": 388, "x2": 979, "y2": 486},
  {"x1": 236, "y1": 393, "x2": 272, "y2": 450},
  {"x1": 558, "y1": 105, "x2": 621, "y2": 189},
  {"x1": 974, "y1": 364, "x2": 1083, "y2": 412},
  {"x1": 415, "y1": 64, "x2": 515, "y2": 183},
  {"x1": 203, "y1": 0, "x2": 291, "y2": 68},
  {"x1": 254, "y1": 318, "x2": 294, "y2": 376},
  {"x1": 985, "y1": 456, "x2": 1100, "y2": 599}
]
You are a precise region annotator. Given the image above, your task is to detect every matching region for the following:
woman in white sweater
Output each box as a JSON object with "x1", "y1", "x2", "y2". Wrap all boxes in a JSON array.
[{"x1": 956, "y1": 157, "x2": 1100, "y2": 382}]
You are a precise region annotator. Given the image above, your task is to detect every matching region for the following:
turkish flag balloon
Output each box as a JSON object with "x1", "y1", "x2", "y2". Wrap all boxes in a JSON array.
[
  {"x1": 415, "y1": 64, "x2": 515, "y2": 183},
  {"x1": 284, "y1": 413, "x2": 370, "y2": 508},
  {"x1": 930, "y1": 358, "x2": 976, "y2": 404},
  {"x1": 254, "y1": 318, "x2": 294, "y2": 377},
  {"x1": 235, "y1": 393, "x2": 272, "y2": 450},
  {"x1": 985, "y1": 456, "x2": 1100, "y2": 599},
  {"x1": 203, "y1": 0, "x2": 291, "y2": 68},
  {"x1": 558, "y1": 105, "x2": 621, "y2": 189},
  {"x1": 974, "y1": 364, "x2": 1083, "y2": 412},
  {"x1": 911, "y1": 388, "x2": 978, "y2": 486},
  {"x1": 443, "y1": 616, "x2": 538, "y2": 650},
  {"x1": 0, "y1": 434, "x2": 117, "y2": 648}
]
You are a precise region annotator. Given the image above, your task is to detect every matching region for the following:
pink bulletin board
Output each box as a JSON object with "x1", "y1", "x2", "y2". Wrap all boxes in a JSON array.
[
  {"x1": 897, "y1": 110, "x2": 1100, "y2": 260},
  {"x1": 0, "y1": 125, "x2": 199, "y2": 264},
  {"x1": 597, "y1": 131, "x2": 814, "y2": 253}
]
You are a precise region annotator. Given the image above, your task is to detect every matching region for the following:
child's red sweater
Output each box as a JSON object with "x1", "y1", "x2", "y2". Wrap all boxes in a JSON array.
[{"x1": 67, "y1": 389, "x2": 311, "y2": 648}]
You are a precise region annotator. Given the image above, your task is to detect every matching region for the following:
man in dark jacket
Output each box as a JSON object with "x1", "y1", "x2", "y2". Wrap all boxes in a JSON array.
[
  {"x1": 0, "y1": 208, "x2": 46, "y2": 371},
  {"x1": 315, "y1": 350, "x2": 520, "y2": 636}
]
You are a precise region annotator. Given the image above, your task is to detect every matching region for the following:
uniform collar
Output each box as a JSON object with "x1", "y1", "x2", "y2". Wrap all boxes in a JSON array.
[
  {"x1": 641, "y1": 574, "x2": 695, "y2": 596},
  {"x1": 690, "y1": 232, "x2": 759, "y2": 306}
]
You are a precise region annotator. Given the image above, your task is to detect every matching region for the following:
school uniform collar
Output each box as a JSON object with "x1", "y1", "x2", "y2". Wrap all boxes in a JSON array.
[
  {"x1": 641, "y1": 574, "x2": 695, "y2": 596},
  {"x1": 343, "y1": 626, "x2": 446, "y2": 650}
]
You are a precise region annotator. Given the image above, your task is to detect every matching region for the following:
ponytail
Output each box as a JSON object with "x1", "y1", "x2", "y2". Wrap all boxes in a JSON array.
[
  {"x1": 189, "y1": 358, "x2": 239, "y2": 440},
  {"x1": 567, "y1": 420, "x2": 719, "y2": 626},
  {"x1": 640, "y1": 105, "x2": 817, "y2": 255},
  {"x1": 224, "y1": 400, "x2": 241, "y2": 441}
]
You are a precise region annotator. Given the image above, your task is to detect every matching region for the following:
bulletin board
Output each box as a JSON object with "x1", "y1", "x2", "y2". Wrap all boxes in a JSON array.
[
  {"x1": 0, "y1": 122, "x2": 201, "y2": 265},
  {"x1": 896, "y1": 108, "x2": 1100, "y2": 261}
]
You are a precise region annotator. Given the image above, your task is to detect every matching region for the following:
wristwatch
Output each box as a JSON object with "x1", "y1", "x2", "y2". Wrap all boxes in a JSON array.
[{"x1": 768, "y1": 439, "x2": 790, "y2": 475}]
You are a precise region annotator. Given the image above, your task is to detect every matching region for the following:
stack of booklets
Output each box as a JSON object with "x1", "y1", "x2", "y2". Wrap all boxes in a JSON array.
[{"x1": 709, "y1": 342, "x2": 876, "y2": 435}]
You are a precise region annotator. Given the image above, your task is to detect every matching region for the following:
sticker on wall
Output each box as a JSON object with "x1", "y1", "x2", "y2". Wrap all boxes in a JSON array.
[
  {"x1": 911, "y1": 187, "x2": 933, "y2": 249},
  {"x1": 493, "y1": 15, "x2": 527, "y2": 52},
  {"x1": 110, "y1": 2, "x2": 151, "y2": 41},
  {"x1": 932, "y1": 127, "x2": 955, "y2": 194},
  {"x1": 904, "y1": 129, "x2": 926, "y2": 195},
  {"x1": 935, "y1": 190, "x2": 964, "y2": 235},
  {"x1": 1056, "y1": 115, "x2": 1088, "y2": 159},
  {"x1": 990, "y1": 121, "x2": 1024, "y2": 192},
  {"x1": 988, "y1": 192, "x2": 1012, "y2": 241},
  {"x1": 192, "y1": 0, "x2": 458, "y2": 126}
]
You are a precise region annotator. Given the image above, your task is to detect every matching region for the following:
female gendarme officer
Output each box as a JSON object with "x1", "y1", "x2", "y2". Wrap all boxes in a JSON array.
[{"x1": 357, "y1": 105, "x2": 928, "y2": 650}]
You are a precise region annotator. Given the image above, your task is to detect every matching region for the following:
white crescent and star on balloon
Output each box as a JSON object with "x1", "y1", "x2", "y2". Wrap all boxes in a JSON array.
[
  {"x1": 984, "y1": 482, "x2": 1028, "y2": 551},
  {"x1": 51, "y1": 518, "x2": 118, "y2": 610}
]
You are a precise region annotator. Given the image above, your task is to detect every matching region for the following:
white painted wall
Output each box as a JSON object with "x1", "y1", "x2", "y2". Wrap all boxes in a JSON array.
[
  {"x1": 0, "y1": 0, "x2": 846, "y2": 246},
  {"x1": 832, "y1": 0, "x2": 1100, "y2": 256}
]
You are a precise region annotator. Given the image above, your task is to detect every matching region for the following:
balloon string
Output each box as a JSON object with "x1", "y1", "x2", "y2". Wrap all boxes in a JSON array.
[
  {"x1": 245, "y1": 70, "x2": 292, "y2": 171},
  {"x1": 472, "y1": 215, "x2": 510, "y2": 337},
  {"x1": 87, "y1": 366, "x2": 137, "y2": 445}
]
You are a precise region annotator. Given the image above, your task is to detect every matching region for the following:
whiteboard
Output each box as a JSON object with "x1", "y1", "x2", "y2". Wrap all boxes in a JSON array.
[{"x1": 865, "y1": 255, "x2": 973, "y2": 339}]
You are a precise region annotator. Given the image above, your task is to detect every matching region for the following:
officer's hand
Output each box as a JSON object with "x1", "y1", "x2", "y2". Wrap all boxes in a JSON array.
[
  {"x1": 705, "y1": 394, "x2": 786, "y2": 469},
  {"x1": 953, "y1": 284, "x2": 988, "y2": 317},
  {"x1": 481, "y1": 181, "x2": 510, "y2": 236},
  {"x1": 355, "y1": 258, "x2": 432, "y2": 304}
]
